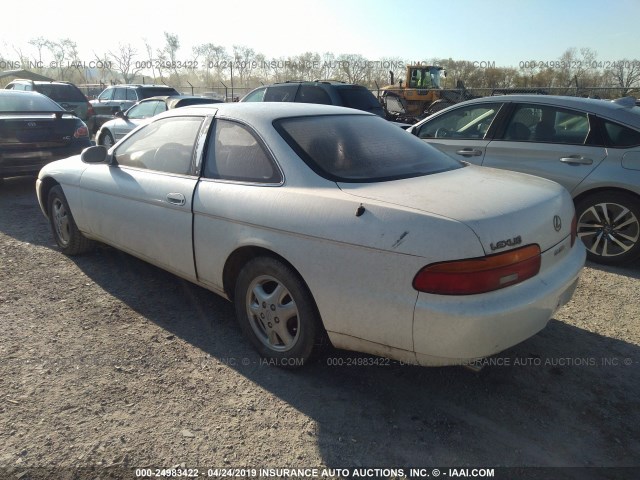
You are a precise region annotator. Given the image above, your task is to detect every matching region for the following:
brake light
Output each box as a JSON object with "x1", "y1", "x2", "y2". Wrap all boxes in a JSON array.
[
  {"x1": 413, "y1": 244, "x2": 541, "y2": 295},
  {"x1": 571, "y1": 213, "x2": 577, "y2": 247},
  {"x1": 87, "y1": 102, "x2": 95, "y2": 117},
  {"x1": 74, "y1": 125, "x2": 89, "y2": 138}
]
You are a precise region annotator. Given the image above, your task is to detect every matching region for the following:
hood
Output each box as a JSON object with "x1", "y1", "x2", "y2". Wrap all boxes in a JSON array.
[{"x1": 338, "y1": 165, "x2": 575, "y2": 255}]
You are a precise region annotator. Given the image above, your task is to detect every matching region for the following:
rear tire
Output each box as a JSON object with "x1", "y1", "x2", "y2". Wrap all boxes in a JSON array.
[
  {"x1": 48, "y1": 185, "x2": 95, "y2": 255},
  {"x1": 234, "y1": 257, "x2": 326, "y2": 367},
  {"x1": 575, "y1": 191, "x2": 640, "y2": 265}
]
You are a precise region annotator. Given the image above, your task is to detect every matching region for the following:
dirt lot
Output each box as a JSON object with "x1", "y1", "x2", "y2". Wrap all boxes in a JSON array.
[{"x1": 1, "y1": 176, "x2": 639, "y2": 480}]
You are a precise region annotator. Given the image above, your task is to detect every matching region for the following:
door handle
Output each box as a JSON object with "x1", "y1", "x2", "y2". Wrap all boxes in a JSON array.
[
  {"x1": 560, "y1": 156, "x2": 593, "y2": 165},
  {"x1": 166, "y1": 193, "x2": 186, "y2": 206},
  {"x1": 456, "y1": 148, "x2": 483, "y2": 157}
]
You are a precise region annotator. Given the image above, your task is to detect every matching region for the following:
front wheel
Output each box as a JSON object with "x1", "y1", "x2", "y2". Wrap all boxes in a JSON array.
[
  {"x1": 234, "y1": 257, "x2": 326, "y2": 367},
  {"x1": 575, "y1": 191, "x2": 640, "y2": 265},
  {"x1": 48, "y1": 185, "x2": 95, "y2": 255},
  {"x1": 98, "y1": 130, "x2": 115, "y2": 148}
]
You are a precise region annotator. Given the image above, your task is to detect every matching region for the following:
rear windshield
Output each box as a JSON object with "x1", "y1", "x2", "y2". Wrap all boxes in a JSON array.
[
  {"x1": 0, "y1": 92, "x2": 63, "y2": 112},
  {"x1": 337, "y1": 86, "x2": 383, "y2": 113},
  {"x1": 35, "y1": 84, "x2": 87, "y2": 102},
  {"x1": 274, "y1": 114, "x2": 462, "y2": 182},
  {"x1": 140, "y1": 87, "x2": 180, "y2": 99}
]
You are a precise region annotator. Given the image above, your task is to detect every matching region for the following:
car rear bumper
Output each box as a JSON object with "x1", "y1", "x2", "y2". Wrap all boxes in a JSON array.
[
  {"x1": 412, "y1": 239, "x2": 586, "y2": 366},
  {"x1": 0, "y1": 143, "x2": 90, "y2": 178}
]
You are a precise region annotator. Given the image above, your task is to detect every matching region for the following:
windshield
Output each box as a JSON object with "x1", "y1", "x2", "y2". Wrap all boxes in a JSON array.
[
  {"x1": 0, "y1": 92, "x2": 63, "y2": 112},
  {"x1": 274, "y1": 114, "x2": 462, "y2": 182}
]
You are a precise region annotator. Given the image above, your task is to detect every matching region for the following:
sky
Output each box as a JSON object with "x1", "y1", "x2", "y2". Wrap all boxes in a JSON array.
[{"x1": 1, "y1": 0, "x2": 639, "y2": 68}]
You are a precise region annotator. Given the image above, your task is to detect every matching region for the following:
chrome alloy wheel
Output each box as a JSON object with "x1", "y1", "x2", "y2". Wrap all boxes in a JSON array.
[
  {"x1": 245, "y1": 275, "x2": 300, "y2": 352},
  {"x1": 578, "y1": 201, "x2": 640, "y2": 257},
  {"x1": 52, "y1": 197, "x2": 71, "y2": 246}
]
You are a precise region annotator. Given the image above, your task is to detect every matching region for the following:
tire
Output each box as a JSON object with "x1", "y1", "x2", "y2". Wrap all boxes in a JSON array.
[
  {"x1": 234, "y1": 257, "x2": 326, "y2": 367},
  {"x1": 48, "y1": 185, "x2": 95, "y2": 255},
  {"x1": 99, "y1": 130, "x2": 115, "y2": 148},
  {"x1": 575, "y1": 191, "x2": 640, "y2": 265}
]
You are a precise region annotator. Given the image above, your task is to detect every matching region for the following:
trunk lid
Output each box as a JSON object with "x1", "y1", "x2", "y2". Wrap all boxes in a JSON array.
[{"x1": 338, "y1": 165, "x2": 575, "y2": 256}]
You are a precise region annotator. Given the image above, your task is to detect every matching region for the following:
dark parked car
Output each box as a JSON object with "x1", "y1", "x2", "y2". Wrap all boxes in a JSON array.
[
  {"x1": 5, "y1": 79, "x2": 95, "y2": 132},
  {"x1": 90, "y1": 84, "x2": 180, "y2": 132},
  {"x1": 96, "y1": 95, "x2": 223, "y2": 147},
  {"x1": 241, "y1": 81, "x2": 385, "y2": 117},
  {"x1": 0, "y1": 90, "x2": 91, "y2": 178}
]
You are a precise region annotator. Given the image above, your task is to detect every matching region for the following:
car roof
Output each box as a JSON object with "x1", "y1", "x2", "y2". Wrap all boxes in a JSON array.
[
  {"x1": 139, "y1": 95, "x2": 223, "y2": 108},
  {"x1": 9, "y1": 79, "x2": 76, "y2": 86},
  {"x1": 1, "y1": 89, "x2": 49, "y2": 98},
  {"x1": 162, "y1": 101, "x2": 373, "y2": 122},
  {"x1": 107, "y1": 84, "x2": 176, "y2": 89},
  {"x1": 464, "y1": 94, "x2": 640, "y2": 126}
]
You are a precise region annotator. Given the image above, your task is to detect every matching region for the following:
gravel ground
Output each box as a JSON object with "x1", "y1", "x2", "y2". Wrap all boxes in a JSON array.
[{"x1": 1, "y1": 175, "x2": 639, "y2": 480}]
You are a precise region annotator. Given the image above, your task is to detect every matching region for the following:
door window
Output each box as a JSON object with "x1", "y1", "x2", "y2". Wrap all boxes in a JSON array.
[
  {"x1": 113, "y1": 88, "x2": 127, "y2": 101},
  {"x1": 113, "y1": 116, "x2": 203, "y2": 175},
  {"x1": 416, "y1": 104, "x2": 501, "y2": 140},
  {"x1": 503, "y1": 104, "x2": 589, "y2": 144}
]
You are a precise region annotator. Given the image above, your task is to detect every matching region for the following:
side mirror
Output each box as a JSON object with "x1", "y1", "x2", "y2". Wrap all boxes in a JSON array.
[
  {"x1": 114, "y1": 109, "x2": 126, "y2": 119},
  {"x1": 81, "y1": 145, "x2": 109, "y2": 164}
]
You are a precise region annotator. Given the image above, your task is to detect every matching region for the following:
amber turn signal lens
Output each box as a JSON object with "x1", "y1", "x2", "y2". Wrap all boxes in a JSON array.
[{"x1": 413, "y1": 244, "x2": 541, "y2": 295}]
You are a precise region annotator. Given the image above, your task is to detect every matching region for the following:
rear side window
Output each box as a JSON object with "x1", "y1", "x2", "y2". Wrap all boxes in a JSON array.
[
  {"x1": 114, "y1": 116, "x2": 203, "y2": 175},
  {"x1": 602, "y1": 120, "x2": 640, "y2": 148},
  {"x1": 264, "y1": 85, "x2": 298, "y2": 102},
  {"x1": 503, "y1": 104, "x2": 589, "y2": 144},
  {"x1": 295, "y1": 85, "x2": 332, "y2": 105},
  {"x1": 35, "y1": 84, "x2": 86, "y2": 102},
  {"x1": 203, "y1": 119, "x2": 281, "y2": 183},
  {"x1": 139, "y1": 87, "x2": 180, "y2": 99},
  {"x1": 336, "y1": 86, "x2": 380, "y2": 111},
  {"x1": 275, "y1": 114, "x2": 461, "y2": 182}
]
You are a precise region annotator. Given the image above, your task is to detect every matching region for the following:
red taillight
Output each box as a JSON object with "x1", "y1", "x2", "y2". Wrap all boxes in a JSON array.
[
  {"x1": 571, "y1": 213, "x2": 577, "y2": 247},
  {"x1": 413, "y1": 244, "x2": 541, "y2": 295},
  {"x1": 86, "y1": 102, "x2": 95, "y2": 117},
  {"x1": 74, "y1": 125, "x2": 89, "y2": 138}
]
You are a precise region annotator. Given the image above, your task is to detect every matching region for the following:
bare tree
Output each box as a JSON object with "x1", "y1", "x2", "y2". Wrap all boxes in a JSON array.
[
  {"x1": 193, "y1": 43, "x2": 229, "y2": 82},
  {"x1": 607, "y1": 59, "x2": 640, "y2": 96},
  {"x1": 162, "y1": 32, "x2": 180, "y2": 80},
  {"x1": 108, "y1": 43, "x2": 142, "y2": 83},
  {"x1": 232, "y1": 45, "x2": 256, "y2": 85},
  {"x1": 336, "y1": 53, "x2": 369, "y2": 83},
  {"x1": 46, "y1": 38, "x2": 80, "y2": 81}
]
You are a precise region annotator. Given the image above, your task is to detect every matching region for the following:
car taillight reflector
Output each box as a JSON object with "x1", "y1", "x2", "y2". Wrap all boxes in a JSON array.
[
  {"x1": 74, "y1": 125, "x2": 89, "y2": 138},
  {"x1": 413, "y1": 244, "x2": 541, "y2": 295}
]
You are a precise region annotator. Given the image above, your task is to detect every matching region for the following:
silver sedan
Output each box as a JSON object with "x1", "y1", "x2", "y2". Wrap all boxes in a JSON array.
[{"x1": 409, "y1": 95, "x2": 640, "y2": 265}]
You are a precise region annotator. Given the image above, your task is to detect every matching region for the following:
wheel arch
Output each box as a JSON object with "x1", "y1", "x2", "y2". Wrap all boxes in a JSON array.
[
  {"x1": 222, "y1": 246, "x2": 315, "y2": 306},
  {"x1": 98, "y1": 128, "x2": 113, "y2": 144},
  {"x1": 38, "y1": 176, "x2": 61, "y2": 217},
  {"x1": 573, "y1": 186, "x2": 640, "y2": 207}
]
